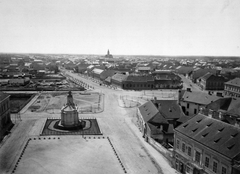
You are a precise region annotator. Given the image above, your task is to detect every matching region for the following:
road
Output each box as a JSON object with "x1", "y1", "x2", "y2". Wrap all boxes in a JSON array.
[
  {"x1": 179, "y1": 74, "x2": 202, "y2": 91},
  {"x1": 0, "y1": 70, "x2": 178, "y2": 174}
]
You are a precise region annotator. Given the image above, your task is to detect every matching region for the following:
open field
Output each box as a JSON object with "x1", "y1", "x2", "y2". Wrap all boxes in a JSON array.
[{"x1": 27, "y1": 92, "x2": 102, "y2": 114}]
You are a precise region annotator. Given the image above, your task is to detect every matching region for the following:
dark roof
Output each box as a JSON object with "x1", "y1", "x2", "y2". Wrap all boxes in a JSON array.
[
  {"x1": 181, "y1": 91, "x2": 220, "y2": 105},
  {"x1": 175, "y1": 114, "x2": 240, "y2": 159},
  {"x1": 0, "y1": 92, "x2": 9, "y2": 102},
  {"x1": 200, "y1": 73, "x2": 225, "y2": 81},
  {"x1": 156, "y1": 100, "x2": 184, "y2": 119},
  {"x1": 150, "y1": 112, "x2": 168, "y2": 124},
  {"x1": 225, "y1": 78, "x2": 240, "y2": 87},
  {"x1": 207, "y1": 97, "x2": 240, "y2": 116},
  {"x1": 192, "y1": 68, "x2": 217, "y2": 80},
  {"x1": 124, "y1": 75, "x2": 154, "y2": 82},
  {"x1": 138, "y1": 101, "x2": 159, "y2": 122},
  {"x1": 100, "y1": 70, "x2": 116, "y2": 80},
  {"x1": 175, "y1": 66, "x2": 194, "y2": 74}
]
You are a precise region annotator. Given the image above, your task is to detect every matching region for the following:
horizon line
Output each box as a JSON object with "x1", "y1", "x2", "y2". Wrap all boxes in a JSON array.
[{"x1": 0, "y1": 51, "x2": 240, "y2": 58}]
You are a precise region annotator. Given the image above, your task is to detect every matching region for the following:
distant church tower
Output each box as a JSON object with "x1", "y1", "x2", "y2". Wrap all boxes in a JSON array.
[{"x1": 105, "y1": 49, "x2": 113, "y2": 58}]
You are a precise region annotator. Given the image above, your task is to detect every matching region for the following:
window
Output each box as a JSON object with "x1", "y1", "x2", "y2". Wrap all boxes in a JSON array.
[
  {"x1": 195, "y1": 151, "x2": 201, "y2": 163},
  {"x1": 205, "y1": 156, "x2": 210, "y2": 168},
  {"x1": 176, "y1": 140, "x2": 180, "y2": 149},
  {"x1": 187, "y1": 147, "x2": 191, "y2": 156},
  {"x1": 194, "y1": 109, "x2": 197, "y2": 114},
  {"x1": 213, "y1": 161, "x2": 218, "y2": 173},
  {"x1": 182, "y1": 143, "x2": 186, "y2": 153},
  {"x1": 222, "y1": 166, "x2": 227, "y2": 174},
  {"x1": 186, "y1": 166, "x2": 190, "y2": 173},
  {"x1": 187, "y1": 103, "x2": 189, "y2": 108}
]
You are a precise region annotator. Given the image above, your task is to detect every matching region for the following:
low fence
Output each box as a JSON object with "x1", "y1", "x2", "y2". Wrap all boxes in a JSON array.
[{"x1": 148, "y1": 137, "x2": 173, "y2": 167}]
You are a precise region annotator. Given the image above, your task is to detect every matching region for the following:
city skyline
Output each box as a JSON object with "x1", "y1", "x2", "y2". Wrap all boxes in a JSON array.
[{"x1": 1, "y1": 0, "x2": 240, "y2": 56}]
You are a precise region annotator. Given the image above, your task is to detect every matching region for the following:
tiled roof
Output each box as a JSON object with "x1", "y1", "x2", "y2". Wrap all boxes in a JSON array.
[
  {"x1": 207, "y1": 97, "x2": 240, "y2": 114},
  {"x1": 0, "y1": 92, "x2": 9, "y2": 102},
  {"x1": 200, "y1": 72, "x2": 213, "y2": 80},
  {"x1": 156, "y1": 100, "x2": 184, "y2": 119},
  {"x1": 92, "y1": 68, "x2": 104, "y2": 75},
  {"x1": 181, "y1": 91, "x2": 220, "y2": 105},
  {"x1": 150, "y1": 112, "x2": 168, "y2": 124},
  {"x1": 138, "y1": 101, "x2": 159, "y2": 122},
  {"x1": 111, "y1": 73, "x2": 128, "y2": 82},
  {"x1": 100, "y1": 70, "x2": 116, "y2": 80},
  {"x1": 192, "y1": 69, "x2": 217, "y2": 79},
  {"x1": 175, "y1": 66, "x2": 194, "y2": 74},
  {"x1": 225, "y1": 78, "x2": 240, "y2": 87},
  {"x1": 124, "y1": 75, "x2": 154, "y2": 82},
  {"x1": 175, "y1": 114, "x2": 240, "y2": 159}
]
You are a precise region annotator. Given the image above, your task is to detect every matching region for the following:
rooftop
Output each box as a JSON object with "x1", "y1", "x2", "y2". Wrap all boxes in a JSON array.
[
  {"x1": 225, "y1": 78, "x2": 240, "y2": 87},
  {"x1": 0, "y1": 92, "x2": 9, "y2": 102},
  {"x1": 138, "y1": 101, "x2": 159, "y2": 123},
  {"x1": 175, "y1": 114, "x2": 240, "y2": 159},
  {"x1": 181, "y1": 91, "x2": 220, "y2": 105},
  {"x1": 124, "y1": 75, "x2": 154, "y2": 82}
]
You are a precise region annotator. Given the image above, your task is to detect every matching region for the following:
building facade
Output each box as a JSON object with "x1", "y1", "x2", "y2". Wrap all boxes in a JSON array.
[
  {"x1": 224, "y1": 78, "x2": 240, "y2": 98},
  {"x1": 174, "y1": 114, "x2": 240, "y2": 174},
  {"x1": 0, "y1": 92, "x2": 14, "y2": 142},
  {"x1": 179, "y1": 90, "x2": 220, "y2": 116},
  {"x1": 123, "y1": 75, "x2": 155, "y2": 90},
  {"x1": 198, "y1": 73, "x2": 225, "y2": 90}
]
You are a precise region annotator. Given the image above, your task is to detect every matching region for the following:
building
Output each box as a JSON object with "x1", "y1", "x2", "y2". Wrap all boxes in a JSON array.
[
  {"x1": 190, "y1": 68, "x2": 217, "y2": 83},
  {"x1": 152, "y1": 70, "x2": 182, "y2": 89},
  {"x1": 137, "y1": 100, "x2": 159, "y2": 141},
  {"x1": 224, "y1": 78, "x2": 240, "y2": 98},
  {"x1": 175, "y1": 66, "x2": 194, "y2": 77},
  {"x1": 179, "y1": 90, "x2": 220, "y2": 116},
  {"x1": 174, "y1": 113, "x2": 240, "y2": 174},
  {"x1": 111, "y1": 73, "x2": 128, "y2": 88},
  {"x1": 91, "y1": 68, "x2": 104, "y2": 79},
  {"x1": 0, "y1": 92, "x2": 14, "y2": 142},
  {"x1": 201, "y1": 97, "x2": 240, "y2": 127},
  {"x1": 198, "y1": 73, "x2": 225, "y2": 90},
  {"x1": 136, "y1": 66, "x2": 152, "y2": 74},
  {"x1": 100, "y1": 70, "x2": 116, "y2": 81},
  {"x1": 123, "y1": 75, "x2": 154, "y2": 90},
  {"x1": 150, "y1": 99, "x2": 187, "y2": 146},
  {"x1": 137, "y1": 99, "x2": 188, "y2": 146}
]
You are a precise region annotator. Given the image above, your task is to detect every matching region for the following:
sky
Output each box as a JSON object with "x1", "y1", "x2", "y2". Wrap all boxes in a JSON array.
[{"x1": 0, "y1": 0, "x2": 240, "y2": 56}]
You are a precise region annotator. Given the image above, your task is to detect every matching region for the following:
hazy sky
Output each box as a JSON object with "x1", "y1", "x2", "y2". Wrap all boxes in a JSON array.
[{"x1": 0, "y1": 0, "x2": 240, "y2": 56}]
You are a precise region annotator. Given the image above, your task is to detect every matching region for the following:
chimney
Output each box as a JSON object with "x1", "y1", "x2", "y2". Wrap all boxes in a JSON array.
[
  {"x1": 158, "y1": 103, "x2": 161, "y2": 111},
  {"x1": 208, "y1": 109, "x2": 213, "y2": 118},
  {"x1": 154, "y1": 97, "x2": 157, "y2": 104}
]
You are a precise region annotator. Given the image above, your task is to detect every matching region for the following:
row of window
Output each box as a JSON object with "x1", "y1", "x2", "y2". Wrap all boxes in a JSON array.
[
  {"x1": 225, "y1": 85, "x2": 240, "y2": 93},
  {"x1": 176, "y1": 138, "x2": 228, "y2": 174},
  {"x1": 124, "y1": 83, "x2": 152, "y2": 88},
  {"x1": 205, "y1": 156, "x2": 227, "y2": 174}
]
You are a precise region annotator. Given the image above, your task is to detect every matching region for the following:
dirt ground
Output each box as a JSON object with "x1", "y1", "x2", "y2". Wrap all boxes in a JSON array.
[
  {"x1": 14, "y1": 137, "x2": 124, "y2": 174},
  {"x1": 27, "y1": 92, "x2": 102, "y2": 114}
]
